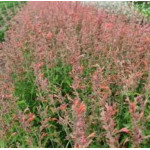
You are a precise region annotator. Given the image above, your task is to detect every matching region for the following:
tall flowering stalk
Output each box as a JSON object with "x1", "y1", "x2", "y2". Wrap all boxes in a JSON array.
[
  {"x1": 92, "y1": 67, "x2": 111, "y2": 106},
  {"x1": 127, "y1": 96, "x2": 148, "y2": 147},
  {"x1": 71, "y1": 99, "x2": 94, "y2": 148},
  {"x1": 101, "y1": 103, "x2": 119, "y2": 148}
]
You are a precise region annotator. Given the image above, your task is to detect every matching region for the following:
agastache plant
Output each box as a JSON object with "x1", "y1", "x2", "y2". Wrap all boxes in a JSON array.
[{"x1": 0, "y1": 1, "x2": 150, "y2": 148}]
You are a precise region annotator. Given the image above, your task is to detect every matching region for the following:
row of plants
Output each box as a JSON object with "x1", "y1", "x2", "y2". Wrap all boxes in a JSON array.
[{"x1": 0, "y1": 1, "x2": 150, "y2": 148}]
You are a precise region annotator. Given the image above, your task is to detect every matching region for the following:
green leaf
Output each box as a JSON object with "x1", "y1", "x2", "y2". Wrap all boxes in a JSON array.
[{"x1": 0, "y1": 140, "x2": 5, "y2": 148}]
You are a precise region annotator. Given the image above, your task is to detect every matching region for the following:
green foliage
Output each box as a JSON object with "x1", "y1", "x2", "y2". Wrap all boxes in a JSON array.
[
  {"x1": 0, "y1": 140, "x2": 5, "y2": 148},
  {"x1": 14, "y1": 71, "x2": 37, "y2": 112},
  {"x1": 10, "y1": 60, "x2": 73, "y2": 147},
  {"x1": 0, "y1": 30, "x2": 4, "y2": 42},
  {"x1": 44, "y1": 61, "x2": 73, "y2": 96},
  {"x1": 134, "y1": 2, "x2": 150, "y2": 19}
]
